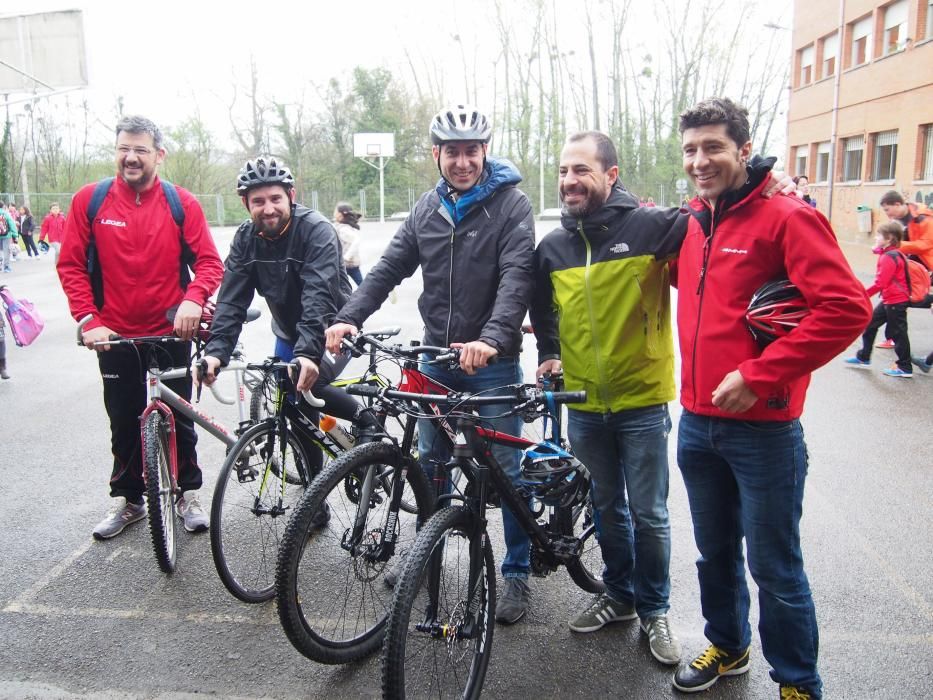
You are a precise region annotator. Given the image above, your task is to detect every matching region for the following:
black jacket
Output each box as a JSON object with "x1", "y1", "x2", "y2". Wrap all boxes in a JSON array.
[
  {"x1": 335, "y1": 159, "x2": 535, "y2": 356},
  {"x1": 206, "y1": 205, "x2": 350, "y2": 364}
]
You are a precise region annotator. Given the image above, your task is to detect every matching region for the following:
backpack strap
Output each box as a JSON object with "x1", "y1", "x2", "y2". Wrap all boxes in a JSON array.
[
  {"x1": 885, "y1": 250, "x2": 911, "y2": 297},
  {"x1": 85, "y1": 177, "x2": 191, "y2": 311}
]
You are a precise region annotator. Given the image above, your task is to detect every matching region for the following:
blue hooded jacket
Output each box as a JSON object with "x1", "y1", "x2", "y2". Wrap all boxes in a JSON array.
[{"x1": 436, "y1": 158, "x2": 522, "y2": 226}]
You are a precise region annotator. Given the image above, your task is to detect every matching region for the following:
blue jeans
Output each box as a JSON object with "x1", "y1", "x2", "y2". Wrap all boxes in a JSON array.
[
  {"x1": 677, "y1": 410, "x2": 821, "y2": 698},
  {"x1": 418, "y1": 357, "x2": 530, "y2": 579},
  {"x1": 567, "y1": 404, "x2": 673, "y2": 618}
]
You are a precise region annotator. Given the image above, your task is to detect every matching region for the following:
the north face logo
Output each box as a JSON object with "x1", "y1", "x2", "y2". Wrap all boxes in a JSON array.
[{"x1": 609, "y1": 242, "x2": 630, "y2": 254}]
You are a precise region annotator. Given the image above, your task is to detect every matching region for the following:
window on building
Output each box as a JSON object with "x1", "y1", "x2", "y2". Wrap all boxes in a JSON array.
[
  {"x1": 842, "y1": 135, "x2": 864, "y2": 181},
  {"x1": 870, "y1": 131, "x2": 898, "y2": 180},
  {"x1": 850, "y1": 15, "x2": 873, "y2": 66},
  {"x1": 920, "y1": 125, "x2": 933, "y2": 181},
  {"x1": 883, "y1": 0, "x2": 908, "y2": 54},
  {"x1": 927, "y1": 0, "x2": 933, "y2": 39},
  {"x1": 798, "y1": 45, "x2": 815, "y2": 85},
  {"x1": 816, "y1": 142, "x2": 832, "y2": 182},
  {"x1": 821, "y1": 32, "x2": 839, "y2": 77},
  {"x1": 795, "y1": 146, "x2": 809, "y2": 177}
]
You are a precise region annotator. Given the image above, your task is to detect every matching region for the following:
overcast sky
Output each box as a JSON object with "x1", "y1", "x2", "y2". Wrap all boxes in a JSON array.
[{"x1": 2, "y1": 0, "x2": 792, "y2": 151}]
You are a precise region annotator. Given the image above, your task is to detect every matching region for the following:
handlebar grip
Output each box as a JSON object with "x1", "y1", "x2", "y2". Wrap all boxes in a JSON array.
[
  {"x1": 549, "y1": 391, "x2": 587, "y2": 404},
  {"x1": 301, "y1": 391, "x2": 325, "y2": 408},
  {"x1": 346, "y1": 383, "x2": 381, "y2": 398}
]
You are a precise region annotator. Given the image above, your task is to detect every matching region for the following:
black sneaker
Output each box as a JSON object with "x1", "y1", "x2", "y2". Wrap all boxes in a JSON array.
[
  {"x1": 673, "y1": 644, "x2": 750, "y2": 693},
  {"x1": 309, "y1": 501, "x2": 331, "y2": 529}
]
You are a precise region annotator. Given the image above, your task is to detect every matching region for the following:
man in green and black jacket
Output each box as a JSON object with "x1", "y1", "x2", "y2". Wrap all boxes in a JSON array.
[{"x1": 530, "y1": 131, "x2": 686, "y2": 666}]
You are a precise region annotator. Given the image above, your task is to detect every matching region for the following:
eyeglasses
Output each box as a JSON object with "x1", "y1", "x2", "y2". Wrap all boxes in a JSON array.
[{"x1": 117, "y1": 145, "x2": 154, "y2": 156}]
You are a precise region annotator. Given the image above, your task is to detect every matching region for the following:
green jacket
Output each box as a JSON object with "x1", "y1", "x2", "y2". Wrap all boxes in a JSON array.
[
  {"x1": 0, "y1": 210, "x2": 17, "y2": 240},
  {"x1": 530, "y1": 186, "x2": 686, "y2": 413}
]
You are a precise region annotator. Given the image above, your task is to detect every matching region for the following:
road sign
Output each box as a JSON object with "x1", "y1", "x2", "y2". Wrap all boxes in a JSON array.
[{"x1": 676, "y1": 178, "x2": 689, "y2": 194}]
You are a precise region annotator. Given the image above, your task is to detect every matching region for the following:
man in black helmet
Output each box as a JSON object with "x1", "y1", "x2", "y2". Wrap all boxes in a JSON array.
[
  {"x1": 201, "y1": 157, "x2": 361, "y2": 475},
  {"x1": 325, "y1": 104, "x2": 537, "y2": 624}
]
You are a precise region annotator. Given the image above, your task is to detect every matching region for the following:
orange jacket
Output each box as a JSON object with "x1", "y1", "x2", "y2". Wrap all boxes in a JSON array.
[{"x1": 899, "y1": 203, "x2": 933, "y2": 269}]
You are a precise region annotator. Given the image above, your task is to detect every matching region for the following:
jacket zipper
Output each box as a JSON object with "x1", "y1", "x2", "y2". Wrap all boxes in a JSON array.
[
  {"x1": 445, "y1": 225, "x2": 455, "y2": 346},
  {"x1": 578, "y1": 222, "x2": 611, "y2": 408},
  {"x1": 690, "y1": 204, "x2": 717, "y2": 413}
]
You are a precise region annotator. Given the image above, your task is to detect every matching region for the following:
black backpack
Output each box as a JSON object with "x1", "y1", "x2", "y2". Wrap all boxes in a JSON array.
[{"x1": 85, "y1": 177, "x2": 194, "y2": 309}]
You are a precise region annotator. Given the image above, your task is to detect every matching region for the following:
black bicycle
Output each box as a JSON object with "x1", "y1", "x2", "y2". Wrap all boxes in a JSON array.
[
  {"x1": 379, "y1": 382, "x2": 603, "y2": 699},
  {"x1": 274, "y1": 338, "x2": 479, "y2": 665},
  {"x1": 209, "y1": 329, "x2": 403, "y2": 603}
]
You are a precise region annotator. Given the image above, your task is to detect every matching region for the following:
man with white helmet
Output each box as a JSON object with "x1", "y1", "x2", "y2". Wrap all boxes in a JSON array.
[{"x1": 325, "y1": 104, "x2": 537, "y2": 624}]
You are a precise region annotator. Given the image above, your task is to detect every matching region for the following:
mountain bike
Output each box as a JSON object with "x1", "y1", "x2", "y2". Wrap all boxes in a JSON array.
[
  {"x1": 275, "y1": 337, "x2": 473, "y2": 665},
  {"x1": 76, "y1": 311, "x2": 261, "y2": 574},
  {"x1": 209, "y1": 328, "x2": 405, "y2": 603},
  {"x1": 379, "y1": 382, "x2": 603, "y2": 699}
]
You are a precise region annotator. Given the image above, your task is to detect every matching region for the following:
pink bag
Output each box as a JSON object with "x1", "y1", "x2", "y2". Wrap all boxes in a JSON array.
[{"x1": 0, "y1": 285, "x2": 44, "y2": 347}]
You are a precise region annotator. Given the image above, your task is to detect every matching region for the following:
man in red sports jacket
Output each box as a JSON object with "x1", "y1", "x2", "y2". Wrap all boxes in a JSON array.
[
  {"x1": 669, "y1": 98, "x2": 871, "y2": 700},
  {"x1": 58, "y1": 115, "x2": 223, "y2": 541}
]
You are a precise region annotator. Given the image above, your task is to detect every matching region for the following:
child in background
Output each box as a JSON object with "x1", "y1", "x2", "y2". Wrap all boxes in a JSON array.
[
  {"x1": 333, "y1": 202, "x2": 363, "y2": 287},
  {"x1": 40, "y1": 203, "x2": 66, "y2": 261},
  {"x1": 844, "y1": 221, "x2": 913, "y2": 378}
]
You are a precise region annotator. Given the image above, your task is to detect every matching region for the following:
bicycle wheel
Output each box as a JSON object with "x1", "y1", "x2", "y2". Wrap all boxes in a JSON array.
[
  {"x1": 248, "y1": 370, "x2": 279, "y2": 423},
  {"x1": 562, "y1": 502, "x2": 605, "y2": 594},
  {"x1": 143, "y1": 412, "x2": 177, "y2": 574},
  {"x1": 276, "y1": 441, "x2": 432, "y2": 664},
  {"x1": 382, "y1": 505, "x2": 495, "y2": 700},
  {"x1": 211, "y1": 421, "x2": 311, "y2": 603}
]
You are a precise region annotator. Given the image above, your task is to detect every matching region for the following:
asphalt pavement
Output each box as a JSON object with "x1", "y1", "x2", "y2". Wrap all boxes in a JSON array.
[{"x1": 0, "y1": 220, "x2": 931, "y2": 699}]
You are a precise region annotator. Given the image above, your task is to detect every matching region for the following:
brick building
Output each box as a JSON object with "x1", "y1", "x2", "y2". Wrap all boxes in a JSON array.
[{"x1": 787, "y1": 0, "x2": 933, "y2": 241}]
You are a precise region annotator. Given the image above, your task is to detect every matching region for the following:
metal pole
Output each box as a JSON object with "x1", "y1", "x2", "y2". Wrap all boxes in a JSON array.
[
  {"x1": 379, "y1": 156, "x2": 385, "y2": 223},
  {"x1": 826, "y1": 0, "x2": 846, "y2": 224}
]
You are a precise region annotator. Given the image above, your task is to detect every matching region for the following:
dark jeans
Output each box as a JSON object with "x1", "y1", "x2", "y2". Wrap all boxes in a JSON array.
[
  {"x1": 98, "y1": 342, "x2": 200, "y2": 502},
  {"x1": 567, "y1": 404, "x2": 672, "y2": 618},
  {"x1": 346, "y1": 266, "x2": 363, "y2": 287},
  {"x1": 856, "y1": 302, "x2": 911, "y2": 371},
  {"x1": 677, "y1": 410, "x2": 821, "y2": 697},
  {"x1": 20, "y1": 233, "x2": 39, "y2": 256}
]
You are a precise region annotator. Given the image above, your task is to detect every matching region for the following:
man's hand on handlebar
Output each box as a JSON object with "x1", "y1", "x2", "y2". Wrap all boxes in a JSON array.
[
  {"x1": 325, "y1": 322, "x2": 358, "y2": 355},
  {"x1": 294, "y1": 356, "x2": 320, "y2": 393},
  {"x1": 451, "y1": 340, "x2": 498, "y2": 375},
  {"x1": 197, "y1": 355, "x2": 223, "y2": 386},
  {"x1": 536, "y1": 359, "x2": 562, "y2": 385},
  {"x1": 174, "y1": 300, "x2": 203, "y2": 341},
  {"x1": 83, "y1": 325, "x2": 118, "y2": 352}
]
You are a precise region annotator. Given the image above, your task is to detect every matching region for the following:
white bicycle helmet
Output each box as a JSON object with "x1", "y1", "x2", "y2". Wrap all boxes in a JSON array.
[{"x1": 429, "y1": 104, "x2": 492, "y2": 145}]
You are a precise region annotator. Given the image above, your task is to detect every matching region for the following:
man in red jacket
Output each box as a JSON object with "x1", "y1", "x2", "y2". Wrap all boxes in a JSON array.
[
  {"x1": 669, "y1": 98, "x2": 871, "y2": 700},
  {"x1": 58, "y1": 115, "x2": 223, "y2": 540}
]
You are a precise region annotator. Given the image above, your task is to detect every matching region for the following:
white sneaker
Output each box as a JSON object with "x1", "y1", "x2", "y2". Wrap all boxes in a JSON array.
[
  {"x1": 175, "y1": 490, "x2": 209, "y2": 532},
  {"x1": 92, "y1": 498, "x2": 146, "y2": 540}
]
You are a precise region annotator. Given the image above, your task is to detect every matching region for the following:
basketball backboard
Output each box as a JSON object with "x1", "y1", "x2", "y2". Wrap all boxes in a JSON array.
[
  {"x1": 353, "y1": 132, "x2": 395, "y2": 158},
  {"x1": 0, "y1": 10, "x2": 88, "y2": 93}
]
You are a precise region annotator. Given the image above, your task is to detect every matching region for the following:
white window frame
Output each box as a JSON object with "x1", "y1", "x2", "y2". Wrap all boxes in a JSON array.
[
  {"x1": 919, "y1": 125, "x2": 933, "y2": 181},
  {"x1": 871, "y1": 131, "x2": 898, "y2": 181},
  {"x1": 816, "y1": 142, "x2": 831, "y2": 183},
  {"x1": 799, "y1": 45, "x2": 815, "y2": 85},
  {"x1": 883, "y1": 0, "x2": 909, "y2": 55},
  {"x1": 842, "y1": 135, "x2": 864, "y2": 181},
  {"x1": 795, "y1": 146, "x2": 809, "y2": 177},
  {"x1": 851, "y1": 16, "x2": 873, "y2": 66},
  {"x1": 821, "y1": 32, "x2": 839, "y2": 77}
]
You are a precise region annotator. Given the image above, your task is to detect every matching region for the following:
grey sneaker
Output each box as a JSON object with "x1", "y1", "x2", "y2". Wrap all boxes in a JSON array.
[
  {"x1": 495, "y1": 578, "x2": 530, "y2": 624},
  {"x1": 640, "y1": 614, "x2": 682, "y2": 665},
  {"x1": 175, "y1": 490, "x2": 209, "y2": 533},
  {"x1": 92, "y1": 498, "x2": 146, "y2": 540},
  {"x1": 569, "y1": 592, "x2": 637, "y2": 632},
  {"x1": 383, "y1": 551, "x2": 406, "y2": 588}
]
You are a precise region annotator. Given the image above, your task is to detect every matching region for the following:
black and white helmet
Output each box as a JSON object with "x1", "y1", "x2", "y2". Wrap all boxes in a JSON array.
[
  {"x1": 236, "y1": 156, "x2": 294, "y2": 195},
  {"x1": 429, "y1": 104, "x2": 492, "y2": 145}
]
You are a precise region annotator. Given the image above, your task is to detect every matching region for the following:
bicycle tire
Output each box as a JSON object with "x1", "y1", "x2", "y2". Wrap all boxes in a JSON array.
[
  {"x1": 143, "y1": 412, "x2": 177, "y2": 574},
  {"x1": 275, "y1": 441, "x2": 432, "y2": 664},
  {"x1": 248, "y1": 370, "x2": 278, "y2": 424},
  {"x1": 211, "y1": 421, "x2": 311, "y2": 603},
  {"x1": 382, "y1": 505, "x2": 495, "y2": 700},
  {"x1": 562, "y1": 502, "x2": 605, "y2": 594}
]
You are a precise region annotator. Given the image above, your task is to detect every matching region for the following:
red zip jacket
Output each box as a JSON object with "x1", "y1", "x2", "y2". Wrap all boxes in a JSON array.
[
  {"x1": 866, "y1": 245, "x2": 910, "y2": 304},
  {"x1": 40, "y1": 212, "x2": 66, "y2": 243},
  {"x1": 671, "y1": 177, "x2": 871, "y2": 421},
  {"x1": 57, "y1": 175, "x2": 224, "y2": 336}
]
